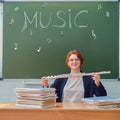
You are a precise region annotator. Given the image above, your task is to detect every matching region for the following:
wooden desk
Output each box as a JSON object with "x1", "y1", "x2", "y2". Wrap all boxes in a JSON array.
[{"x1": 0, "y1": 103, "x2": 120, "y2": 120}]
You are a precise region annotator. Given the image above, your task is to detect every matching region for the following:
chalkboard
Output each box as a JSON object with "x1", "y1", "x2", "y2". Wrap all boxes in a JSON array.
[{"x1": 3, "y1": 1, "x2": 119, "y2": 79}]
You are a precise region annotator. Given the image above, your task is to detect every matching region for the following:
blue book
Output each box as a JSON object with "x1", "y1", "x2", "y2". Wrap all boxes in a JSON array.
[{"x1": 81, "y1": 96, "x2": 120, "y2": 106}]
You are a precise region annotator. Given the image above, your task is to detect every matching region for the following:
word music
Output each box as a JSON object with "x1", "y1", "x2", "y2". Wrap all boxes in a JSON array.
[{"x1": 21, "y1": 9, "x2": 89, "y2": 32}]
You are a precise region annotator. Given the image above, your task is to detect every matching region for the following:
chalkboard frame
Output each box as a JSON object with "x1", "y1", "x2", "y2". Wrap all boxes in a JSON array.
[{"x1": 3, "y1": 1, "x2": 119, "y2": 79}]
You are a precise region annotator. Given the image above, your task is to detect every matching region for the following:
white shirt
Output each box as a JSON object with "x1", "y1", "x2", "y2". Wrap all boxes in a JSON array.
[{"x1": 63, "y1": 76, "x2": 84, "y2": 102}]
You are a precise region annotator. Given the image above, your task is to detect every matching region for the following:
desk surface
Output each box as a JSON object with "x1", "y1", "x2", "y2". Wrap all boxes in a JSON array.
[{"x1": 0, "y1": 103, "x2": 120, "y2": 120}]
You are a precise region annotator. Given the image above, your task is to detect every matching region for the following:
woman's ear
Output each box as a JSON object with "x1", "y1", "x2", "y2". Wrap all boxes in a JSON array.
[{"x1": 66, "y1": 62, "x2": 69, "y2": 68}]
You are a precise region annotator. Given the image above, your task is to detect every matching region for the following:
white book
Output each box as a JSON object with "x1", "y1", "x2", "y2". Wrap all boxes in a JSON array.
[{"x1": 16, "y1": 103, "x2": 56, "y2": 108}]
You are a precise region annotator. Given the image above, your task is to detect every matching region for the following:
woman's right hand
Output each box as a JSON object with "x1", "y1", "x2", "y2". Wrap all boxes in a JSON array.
[{"x1": 41, "y1": 77, "x2": 49, "y2": 88}]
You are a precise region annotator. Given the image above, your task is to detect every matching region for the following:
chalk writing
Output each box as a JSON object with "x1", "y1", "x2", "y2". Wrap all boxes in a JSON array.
[{"x1": 21, "y1": 9, "x2": 88, "y2": 32}]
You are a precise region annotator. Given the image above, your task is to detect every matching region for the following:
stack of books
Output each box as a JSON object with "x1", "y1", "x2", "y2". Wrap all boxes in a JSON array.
[
  {"x1": 16, "y1": 88, "x2": 57, "y2": 108},
  {"x1": 81, "y1": 96, "x2": 120, "y2": 107}
]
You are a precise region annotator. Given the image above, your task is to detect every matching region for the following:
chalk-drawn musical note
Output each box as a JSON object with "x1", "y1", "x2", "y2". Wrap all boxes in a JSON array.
[
  {"x1": 41, "y1": 3, "x2": 48, "y2": 8},
  {"x1": 105, "y1": 11, "x2": 110, "y2": 18},
  {"x1": 91, "y1": 29, "x2": 96, "y2": 40},
  {"x1": 14, "y1": 42, "x2": 18, "y2": 51},
  {"x1": 98, "y1": 4, "x2": 102, "y2": 10},
  {"x1": 9, "y1": 18, "x2": 14, "y2": 25},
  {"x1": 14, "y1": 7, "x2": 19, "y2": 12},
  {"x1": 37, "y1": 47, "x2": 42, "y2": 53}
]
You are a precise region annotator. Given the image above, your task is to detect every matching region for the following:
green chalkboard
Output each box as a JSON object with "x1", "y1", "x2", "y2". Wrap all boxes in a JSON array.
[{"x1": 3, "y1": 1, "x2": 119, "y2": 79}]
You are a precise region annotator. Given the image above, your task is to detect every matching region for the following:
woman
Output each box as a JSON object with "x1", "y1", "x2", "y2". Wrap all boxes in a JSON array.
[{"x1": 41, "y1": 50, "x2": 107, "y2": 102}]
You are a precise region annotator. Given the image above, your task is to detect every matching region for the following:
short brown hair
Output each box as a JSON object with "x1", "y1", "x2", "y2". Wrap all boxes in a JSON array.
[{"x1": 65, "y1": 50, "x2": 84, "y2": 68}]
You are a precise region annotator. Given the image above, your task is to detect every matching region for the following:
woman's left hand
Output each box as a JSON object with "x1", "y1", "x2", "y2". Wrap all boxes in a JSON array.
[{"x1": 91, "y1": 73, "x2": 100, "y2": 87}]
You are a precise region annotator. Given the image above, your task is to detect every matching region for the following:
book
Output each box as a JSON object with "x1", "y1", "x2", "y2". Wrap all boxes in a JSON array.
[
  {"x1": 16, "y1": 88, "x2": 56, "y2": 94},
  {"x1": 81, "y1": 96, "x2": 120, "y2": 106},
  {"x1": 16, "y1": 103, "x2": 56, "y2": 108},
  {"x1": 16, "y1": 88, "x2": 57, "y2": 108}
]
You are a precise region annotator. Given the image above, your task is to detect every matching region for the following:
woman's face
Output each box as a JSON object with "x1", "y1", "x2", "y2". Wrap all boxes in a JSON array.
[{"x1": 67, "y1": 54, "x2": 81, "y2": 71}]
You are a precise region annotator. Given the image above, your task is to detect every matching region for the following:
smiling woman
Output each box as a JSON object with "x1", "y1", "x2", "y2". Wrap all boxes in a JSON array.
[{"x1": 41, "y1": 49, "x2": 107, "y2": 102}]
